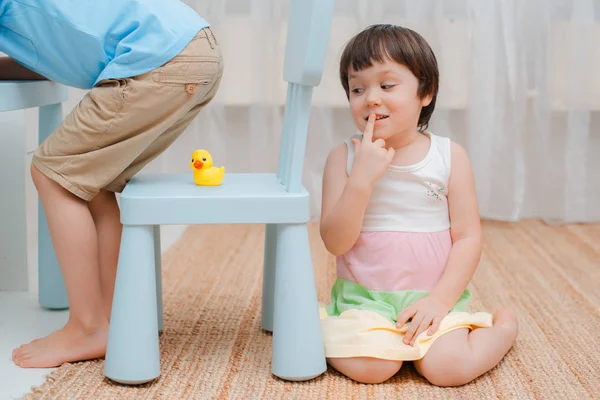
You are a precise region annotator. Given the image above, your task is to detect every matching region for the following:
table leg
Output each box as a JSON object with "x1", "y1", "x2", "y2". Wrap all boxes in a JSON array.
[
  {"x1": 0, "y1": 111, "x2": 27, "y2": 291},
  {"x1": 37, "y1": 103, "x2": 68, "y2": 309}
]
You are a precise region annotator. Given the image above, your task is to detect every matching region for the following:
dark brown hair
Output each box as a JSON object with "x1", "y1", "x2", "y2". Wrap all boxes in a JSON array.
[{"x1": 339, "y1": 24, "x2": 439, "y2": 131}]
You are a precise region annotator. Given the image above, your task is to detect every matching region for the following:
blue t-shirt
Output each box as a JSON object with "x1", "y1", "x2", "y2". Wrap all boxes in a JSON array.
[{"x1": 0, "y1": 0, "x2": 209, "y2": 89}]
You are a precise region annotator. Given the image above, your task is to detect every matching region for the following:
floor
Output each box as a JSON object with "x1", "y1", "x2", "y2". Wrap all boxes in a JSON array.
[
  {"x1": 0, "y1": 292, "x2": 69, "y2": 400},
  {"x1": 21, "y1": 221, "x2": 600, "y2": 399},
  {"x1": 0, "y1": 225, "x2": 186, "y2": 400}
]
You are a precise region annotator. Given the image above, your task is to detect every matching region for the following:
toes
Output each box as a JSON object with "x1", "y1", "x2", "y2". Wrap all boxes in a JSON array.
[
  {"x1": 494, "y1": 308, "x2": 517, "y2": 323},
  {"x1": 13, "y1": 347, "x2": 41, "y2": 368},
  {"x1": 18, "y1": 355, "x2": 34, "y2": 368},
  {"x1": 13, "y1": 344, "x2": 35, "y2": 366},
  {"x1": 12, "y1": 345, "x2": 26, "y2": 360},
  {"x1": 493, "y1": 309, "x2": 519, "y2": 338},
  {"x1": 13, "y1": 353, "x2": 24, "y2": 366}
]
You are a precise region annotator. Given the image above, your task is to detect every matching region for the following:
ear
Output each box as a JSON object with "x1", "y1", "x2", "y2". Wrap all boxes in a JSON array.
[{"x1": 420, "y1": 93, "x2": 433, "y2": 107}]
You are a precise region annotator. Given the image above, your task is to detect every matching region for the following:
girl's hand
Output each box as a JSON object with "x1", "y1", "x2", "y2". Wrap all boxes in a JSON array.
[
  {"x1": 350, "y1": 113, "x2": 395, "y2": 187},
  {"x1": 396, "y1": 296, "x2": 449, "y2": 346}
]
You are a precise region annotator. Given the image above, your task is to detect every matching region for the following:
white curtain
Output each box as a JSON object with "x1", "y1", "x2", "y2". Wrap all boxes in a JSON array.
[{"x1": 143, "y1": 0, "x2": 600, "y2": 224}]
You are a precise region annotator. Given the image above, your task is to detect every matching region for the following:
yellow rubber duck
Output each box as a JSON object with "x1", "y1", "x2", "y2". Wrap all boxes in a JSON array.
[{"x1": 190, "y1": 149, "x2": 225, "y2": 186}]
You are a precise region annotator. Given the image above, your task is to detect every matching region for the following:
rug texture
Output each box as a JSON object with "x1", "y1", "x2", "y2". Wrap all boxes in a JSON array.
[{"x1": 23, "y1": 221, "x2": 600, "y2": 399}]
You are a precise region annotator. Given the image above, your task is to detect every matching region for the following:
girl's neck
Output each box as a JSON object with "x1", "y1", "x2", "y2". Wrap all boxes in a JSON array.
[{"x1": 385, "y1": 128, "x2": 424, "y2": 150}]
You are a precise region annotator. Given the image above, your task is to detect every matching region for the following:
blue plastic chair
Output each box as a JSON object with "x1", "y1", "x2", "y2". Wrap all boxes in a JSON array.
[{"x1": 104, "y1": 0, "x2": 334, "y2": 384}]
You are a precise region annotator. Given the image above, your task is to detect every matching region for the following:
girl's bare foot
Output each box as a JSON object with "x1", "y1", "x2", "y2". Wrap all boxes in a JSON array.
[
  {"x1": 493, "y1": 308, "x2": 519, "y2": 342},
  {"x1": 12, "y1": 319, "x2": 109, "y2": 368}
]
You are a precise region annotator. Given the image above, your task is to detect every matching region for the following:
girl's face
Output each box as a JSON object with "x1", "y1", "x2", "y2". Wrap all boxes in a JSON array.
[{"x1": 347, "y1": 58, "x2": 432, "y2": 145}]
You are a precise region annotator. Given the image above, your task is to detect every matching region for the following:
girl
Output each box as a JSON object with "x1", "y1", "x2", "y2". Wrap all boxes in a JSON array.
[{"x1": 319, "y1": 24, "x2": 518, "y2": 387}]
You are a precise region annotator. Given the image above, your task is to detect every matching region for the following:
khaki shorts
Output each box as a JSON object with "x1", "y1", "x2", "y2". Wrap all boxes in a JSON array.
[{"x1": 32, "y1": 27, "x2": 223, "y2": 201}]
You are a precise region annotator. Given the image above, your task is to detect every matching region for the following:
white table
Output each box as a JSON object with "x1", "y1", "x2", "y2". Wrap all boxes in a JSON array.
[{"x1": 0, "y1": 81, "x2": 69, "y2": 309}]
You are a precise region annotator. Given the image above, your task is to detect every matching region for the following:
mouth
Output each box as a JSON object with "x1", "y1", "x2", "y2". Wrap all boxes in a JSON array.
[
  {"x1": 365, "y1": 114, "x2": 389, "y2": 121},
  {"x1": 193, "y1": 160, "x2": 204, "y2": 169}
]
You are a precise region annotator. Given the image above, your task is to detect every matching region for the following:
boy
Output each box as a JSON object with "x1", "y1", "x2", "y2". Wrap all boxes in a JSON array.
[{"x1": 1, "y1": 0, "x2": 223, "y2": 368}]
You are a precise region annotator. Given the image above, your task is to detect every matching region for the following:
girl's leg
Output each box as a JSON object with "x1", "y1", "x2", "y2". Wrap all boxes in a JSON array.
[
  {"x1": 414, "y1": 308, "x2": 518, "y2": 387},
  {"x1": 327, "y1": 357, "x2": 404, "y2": 384},
  {"x1": 88, "y1": 190, "x2": 122, "y2": 319},
  {"x1": 12, "y1": 166, "x2": 109, "y2": 368}
]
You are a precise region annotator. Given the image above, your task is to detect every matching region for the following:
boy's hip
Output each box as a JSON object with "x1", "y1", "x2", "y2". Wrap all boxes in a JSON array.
[
  {"x1": 131, "y1": 27, "x2": 223, "y2": 88},
  {"x1": 32, "y1": 28, "x2": 223, "y2": 201}
]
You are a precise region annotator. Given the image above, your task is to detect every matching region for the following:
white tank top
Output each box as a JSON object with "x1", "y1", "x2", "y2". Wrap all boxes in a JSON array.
[{"x1": 345, "y1": 132, "x2": 452, "y2": 233}]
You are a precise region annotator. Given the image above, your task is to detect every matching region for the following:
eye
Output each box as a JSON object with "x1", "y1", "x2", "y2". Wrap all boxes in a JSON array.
[
  {"x1": 381, "y1": 84, "x2": 395, "y2": 90},
  {"x1": 191, "y1": 159, "x2": 194, "y2": 162},
  {"x1": 351, "y1": 88, "x2": 363, "y2": 94},
  {"x1": 202, "y1": 158, "x2": 207, "y2": 161}
]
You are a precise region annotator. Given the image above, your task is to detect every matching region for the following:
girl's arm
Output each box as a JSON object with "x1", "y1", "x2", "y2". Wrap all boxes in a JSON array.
[
  {"x1": 0, "y1": 57, "x2": 47, "y2": 80},
  {"x1": 397, "y1": 141, "x2": 481, "y2": 345},
  {"x1": 319, "y1": 144, "x2": 372, "y2": 256},
  {"x1": 430, "y1": 141, "x2": 482, "y2": 309},
  {"x1": 321, "y1": 114, "x2": 394, "y2": 256}
]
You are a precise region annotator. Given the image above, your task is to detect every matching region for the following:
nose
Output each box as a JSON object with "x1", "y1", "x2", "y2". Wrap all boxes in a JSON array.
[{"x1": 365, "y1": 89, "x2": 381, "y2": 107}]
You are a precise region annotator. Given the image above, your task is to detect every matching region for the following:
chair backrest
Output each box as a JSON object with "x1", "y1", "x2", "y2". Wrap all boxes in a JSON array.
[{"x1": 277, "y1": 0, "x2": 334, "y2": 193}]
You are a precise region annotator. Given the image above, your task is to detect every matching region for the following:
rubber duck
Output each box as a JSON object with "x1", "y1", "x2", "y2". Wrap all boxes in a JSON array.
[{"x1": 190, "y1": 149, "x2": 225, "y2": 186}]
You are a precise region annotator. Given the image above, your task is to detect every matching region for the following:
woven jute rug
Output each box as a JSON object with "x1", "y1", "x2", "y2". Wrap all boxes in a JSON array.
[{"x1": 24, "y1": 221, "x2": 600, "y2": 399}]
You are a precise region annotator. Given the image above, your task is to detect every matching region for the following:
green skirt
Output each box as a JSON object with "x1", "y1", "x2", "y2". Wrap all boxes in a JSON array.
[{"x1": 325, "y1": 278, "x2": 472, "y2": 323}]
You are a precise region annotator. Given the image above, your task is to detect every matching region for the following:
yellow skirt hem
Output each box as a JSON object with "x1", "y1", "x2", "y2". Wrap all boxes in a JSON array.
[{"x1": 320, "y1": 308, "x2": 493, "y2": 361}]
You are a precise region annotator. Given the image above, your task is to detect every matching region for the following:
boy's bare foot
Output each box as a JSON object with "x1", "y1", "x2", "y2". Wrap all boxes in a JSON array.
[{"x1": 12, "y1": 320, "x2": 109, "y2": 368}]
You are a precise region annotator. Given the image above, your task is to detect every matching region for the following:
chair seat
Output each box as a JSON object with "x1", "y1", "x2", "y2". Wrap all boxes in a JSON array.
[{"x1": 119, "y1": 173, "x2": 310, "y2": 225}]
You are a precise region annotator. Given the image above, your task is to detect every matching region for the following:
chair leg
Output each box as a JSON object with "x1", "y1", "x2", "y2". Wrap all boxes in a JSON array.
[
  {"x1": 37, "y1": 103, "x2": 68, "y2": 309},
  {"x1": 261, "y1": 224, "x2": 278, "y2": 332},
  {"x1": 154, "y1": 225, "x2": 164, "y2": 332},
  {"x1": 104, "y1": 224, "x2": 160, "y2": 384},
  {"x1": 272, "y1": 223, "x2": 326, "y2": 381}
]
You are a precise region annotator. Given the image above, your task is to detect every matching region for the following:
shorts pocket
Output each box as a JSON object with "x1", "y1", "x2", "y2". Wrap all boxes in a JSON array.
[
  {"x1": 89, "y1": 78, "x2": 127, "y2": 114},
  {"x1": 152, "y1": 60, "x2": 219, "y2": 86}
]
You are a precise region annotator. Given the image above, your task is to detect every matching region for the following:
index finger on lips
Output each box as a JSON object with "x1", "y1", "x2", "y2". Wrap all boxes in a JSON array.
[{"x1": 363, "y1": 113, "x2": 375, "y2": 142}]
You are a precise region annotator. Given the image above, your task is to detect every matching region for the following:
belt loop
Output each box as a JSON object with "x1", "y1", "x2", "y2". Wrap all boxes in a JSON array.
[
  {"x1": 209, "y1": 28, "x2": 218, "y2": 45},
  {"x1": 204, "y1": 28, "x2": 214, "y2": 49}
]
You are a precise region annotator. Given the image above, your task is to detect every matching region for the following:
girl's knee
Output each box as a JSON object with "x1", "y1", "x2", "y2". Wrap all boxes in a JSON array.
[
  {"x1": 415, "y1": 350, "x2": 475, "y2": 387},
  {"x1": 422, "y1": 367, "x2": 474, "y2": 387},
  {"x1": 327, "y1": 357, "x2": 403, "y2": 384}
]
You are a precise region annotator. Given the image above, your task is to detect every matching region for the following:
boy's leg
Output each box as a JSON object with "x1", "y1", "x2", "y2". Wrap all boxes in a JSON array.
[
  {"x1": 88, "y1": 190, "x2": 122, "y2": 319},
  {"x1": 413, "y1": 308, "x2": 518, "y2": 387},
  {"x1": 12, "y1": 166, "x2": 109, "y2": 368},
  {"x1": 13, "y1": 27, "x2": 223, "y2": 369}
]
